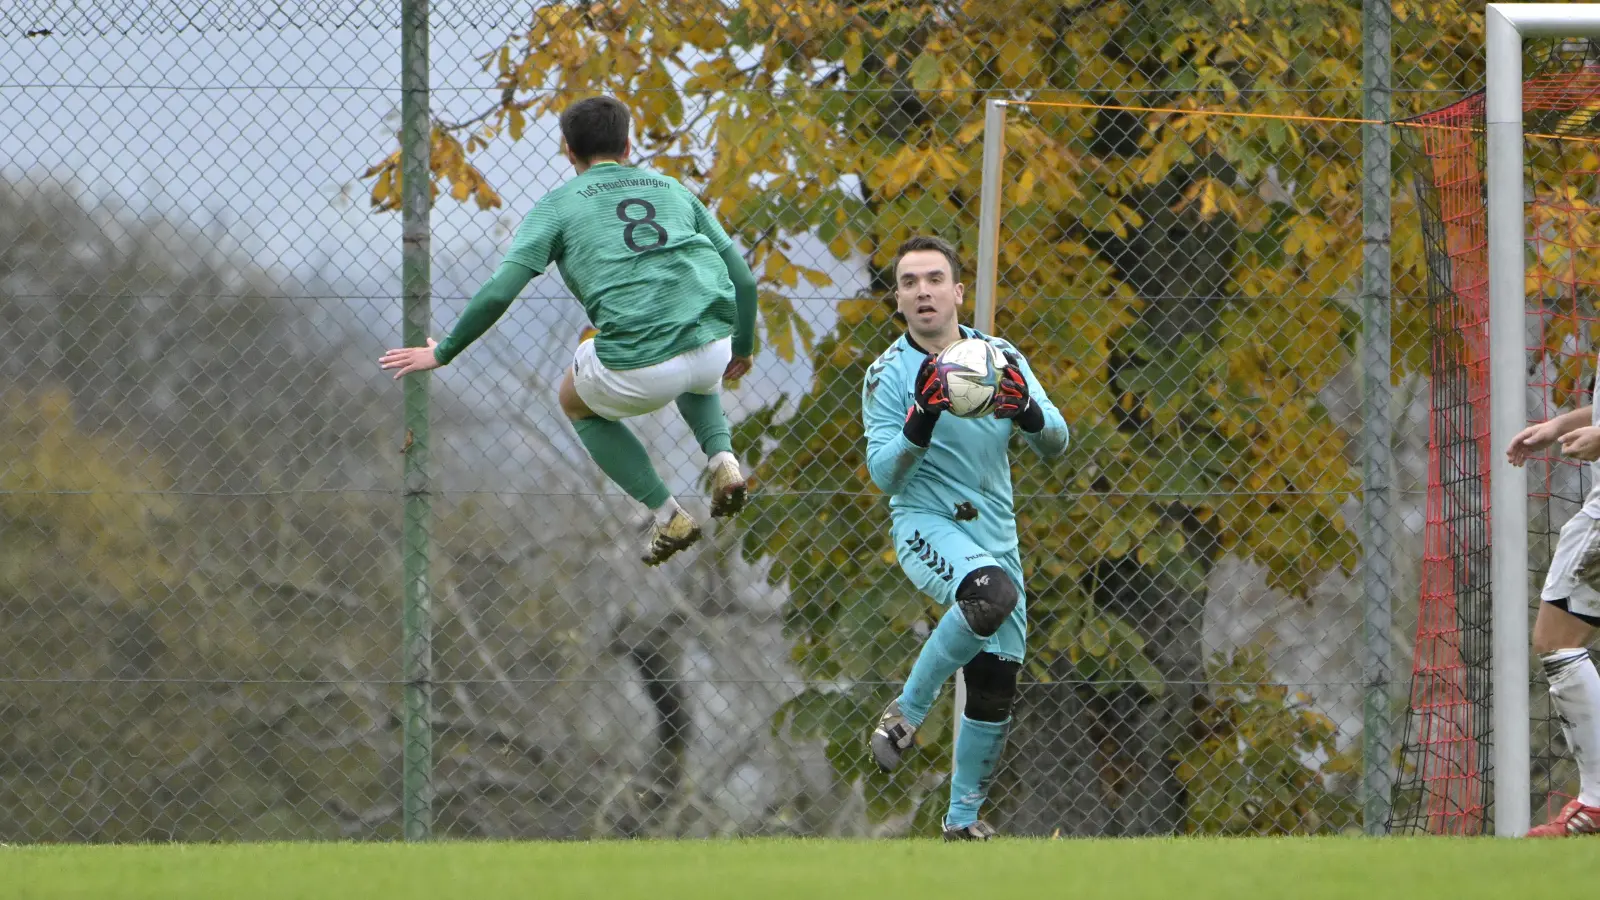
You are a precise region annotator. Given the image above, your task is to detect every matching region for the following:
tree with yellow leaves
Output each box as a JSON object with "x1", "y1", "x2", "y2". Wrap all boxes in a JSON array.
[{"x1": 362, "y1": 0, "x2": 1484, "y2": 835}]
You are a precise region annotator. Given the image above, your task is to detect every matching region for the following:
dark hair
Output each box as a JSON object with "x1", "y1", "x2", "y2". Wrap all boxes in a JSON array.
[
  {"x1": 559, "y1": 96, "x2": 631, "y2": 163},
  {"x1": 893, "y1": 235, "x2": 962, "y2": 283}
]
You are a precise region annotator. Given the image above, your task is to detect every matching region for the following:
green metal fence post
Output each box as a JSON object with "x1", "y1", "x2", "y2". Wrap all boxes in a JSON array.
[{"x1": 399, "y1": 0, "x2": 434, "y2": 842}]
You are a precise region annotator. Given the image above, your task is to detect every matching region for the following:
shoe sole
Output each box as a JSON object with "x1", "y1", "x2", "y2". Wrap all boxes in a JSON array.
[
  {"x1": 710, "y1": 478, "x2": 748, "y2": 519},
  {"x1": 642, "y1": 524, "x2": 702, "y2": 566}
]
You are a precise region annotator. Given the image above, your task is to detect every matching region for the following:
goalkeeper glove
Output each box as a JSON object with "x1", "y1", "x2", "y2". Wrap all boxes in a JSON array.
[
  {"x1": 993, "y1": 350, "x2": 1046, "y2": 433},
  {"x1": 904, "y1": 353, "x2": 949, "y2": 447}
]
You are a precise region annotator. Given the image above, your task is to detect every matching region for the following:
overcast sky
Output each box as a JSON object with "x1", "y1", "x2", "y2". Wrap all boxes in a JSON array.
[{"x1": 2, "y1": 5, "x2": 863, "y2": 497}]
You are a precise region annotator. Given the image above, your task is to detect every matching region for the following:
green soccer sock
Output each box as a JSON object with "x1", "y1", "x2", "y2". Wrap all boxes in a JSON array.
[
  {"x1": 572, "y1": 417, "x2": 673, "y2": 510},
  {"x1": 675, "y1": 391, "x2": 734, "y2": 458}
]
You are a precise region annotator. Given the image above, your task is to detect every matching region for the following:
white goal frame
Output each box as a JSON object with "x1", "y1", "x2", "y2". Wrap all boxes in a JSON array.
[{"x1": 1487, "y1": 3, "x2": 1600, "y2": 838}]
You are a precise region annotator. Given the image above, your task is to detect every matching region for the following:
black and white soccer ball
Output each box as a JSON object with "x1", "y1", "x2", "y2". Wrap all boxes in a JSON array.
[{"x1": 936, "y1": 338, "x2": 1007, "y2": 418}]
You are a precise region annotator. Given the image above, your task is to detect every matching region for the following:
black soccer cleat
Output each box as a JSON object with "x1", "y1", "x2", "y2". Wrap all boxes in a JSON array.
[
  {"x1": 870, "y1": 698, "x2": 917, "y2": 773},
  {"x1": 642, "y1": 508, "x2": 702, "y2": 566},
  {"x1": 943, "y1": 821, "x2": 998, "y2": 842}
]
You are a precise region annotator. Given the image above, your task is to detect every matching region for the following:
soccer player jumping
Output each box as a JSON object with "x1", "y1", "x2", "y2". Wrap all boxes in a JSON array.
[
  {"x1": 1509, "y1": 396, "x2": 1600, "y2": 836},
  {"x1": 861, "y1": 235, "x2": 1069, "y2": 840},
  {"x1": 380, "y1": 96, "x2": 759, "y2": 566}
]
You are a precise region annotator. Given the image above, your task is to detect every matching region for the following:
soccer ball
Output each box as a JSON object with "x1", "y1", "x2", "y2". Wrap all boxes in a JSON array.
[{"x1": 936, "y1": 338, "x2": 1007, "y2": 418}]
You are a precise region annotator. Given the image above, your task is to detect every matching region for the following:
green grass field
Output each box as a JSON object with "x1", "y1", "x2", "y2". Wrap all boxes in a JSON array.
[{"x1": 0, "y1": 836, "x2": 1587, "y2": 900}]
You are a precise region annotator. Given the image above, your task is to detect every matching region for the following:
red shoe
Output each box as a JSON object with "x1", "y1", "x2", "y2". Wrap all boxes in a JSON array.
[{"x1": 1528, "y1": 798, "x2": 1600, "y2": 837}]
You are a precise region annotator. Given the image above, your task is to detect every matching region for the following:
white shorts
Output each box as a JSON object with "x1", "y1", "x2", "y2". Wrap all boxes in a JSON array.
[
  {"x1": 571, "y1": 336, "x2": 731, "y2": 421},
  {"x1": 1541, "y1": 508, "x2": 1600, "y2": 620}
]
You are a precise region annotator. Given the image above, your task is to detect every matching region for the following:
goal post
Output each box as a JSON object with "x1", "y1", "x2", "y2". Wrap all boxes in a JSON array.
[
  {"x1": 972, "y1": 98, "x2": 1008, "y2": 338},
  {"x1": 1485, "y1": 2, "x2": 1600, "y2": 839},
  {"x1": 951, "y1": 98, "x2": 1009, "y2": 750}
]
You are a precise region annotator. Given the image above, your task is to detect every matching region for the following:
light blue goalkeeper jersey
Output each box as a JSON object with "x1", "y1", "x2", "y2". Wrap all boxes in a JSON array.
[{"x1": 861, "y1": 326, "x2": 1070, "y2": 553}]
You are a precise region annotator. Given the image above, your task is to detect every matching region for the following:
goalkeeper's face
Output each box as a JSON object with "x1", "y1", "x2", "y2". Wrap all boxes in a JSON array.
[{"x1": 895, "y1": 250, "x2": 964, "y2": 347}]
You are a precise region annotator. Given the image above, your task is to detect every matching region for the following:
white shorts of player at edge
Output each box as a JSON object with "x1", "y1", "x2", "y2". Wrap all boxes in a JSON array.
[{"x1": 1542, "y1": 502, "x2": 1600, "y2": 621}]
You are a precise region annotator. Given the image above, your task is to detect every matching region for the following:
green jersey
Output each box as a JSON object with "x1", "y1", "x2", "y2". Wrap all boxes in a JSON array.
[{"x1": 502, "y1": 161, "x2": 738, "y2": 371}]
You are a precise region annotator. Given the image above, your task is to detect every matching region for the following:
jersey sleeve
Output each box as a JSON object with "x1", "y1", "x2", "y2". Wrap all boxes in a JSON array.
[
  {"x1": 1009, "y1": 347, "x2": 1070, "y2": 459},
  {"x1": 501, "y1": 198, "x2": 563, "y2": 275},
  {"x1": 720, "y1": 244, "x2": 759, "y2": 358},
  {"x1": 688, "y1": 191, "x2": 735, "y2": 253},
  {"x1": 433, "y1": 261, "x2": 535, "y2": 366},
  {"x1": 862, "y1": 354, "x2": 928, "y2": 496}
]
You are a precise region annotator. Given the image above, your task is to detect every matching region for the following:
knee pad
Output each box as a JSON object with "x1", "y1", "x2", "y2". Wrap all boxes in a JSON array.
[
  {"x1": 963, "y1": 651, "x2": 1020, "y2": 723},
  {"x1": 955, "y1": 566, "x2": 1017, "y2": 639}
]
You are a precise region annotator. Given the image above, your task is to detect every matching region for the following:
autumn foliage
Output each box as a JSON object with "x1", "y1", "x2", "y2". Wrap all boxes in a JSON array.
[{"x1": 362, "y1": 0, "x2": 1484, "y2": 833}]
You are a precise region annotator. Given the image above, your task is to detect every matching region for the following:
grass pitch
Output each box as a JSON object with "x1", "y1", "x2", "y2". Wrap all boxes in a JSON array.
[{"x1": 1, "y1": 836, "x2": 1581, "y2": 899}]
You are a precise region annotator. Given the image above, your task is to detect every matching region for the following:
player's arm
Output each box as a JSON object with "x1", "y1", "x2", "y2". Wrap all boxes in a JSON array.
[
  {"x1": 1547, "y1": 406, "x2": 1593, "y2": 433},
  {"x1": 1509, "y1": 404, "x2": 1594, "y2": 465},
  {"x1": 383, "y1": 200, "x2": 559, "y2": 378},
  {"x1": 380, "y1": 258, "x2": 536, "y2": 377},
  {"x1": 994, "y1": 346, "x2": 1069, "y2": 459},
  {"x1": 690, "y1": 193, "x2": 758, "y2": 365},
  {"x1": 430, "y1": 261, "x2": 536, "y2": 366},
  {"x1": 719, "y1": 244, "x2": 758, "y2": 359},
  {"x1": 436, "y1": 200, "x2": 560, "y2": 365},
  {"x1": 864, "y1": 355, "x2": 948, "y2": 495}
]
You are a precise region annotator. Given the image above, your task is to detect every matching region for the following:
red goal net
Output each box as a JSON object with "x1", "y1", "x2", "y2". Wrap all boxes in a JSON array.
[{"x1": 1400, "y1": 52, "x2": 1600, "y2": 835}]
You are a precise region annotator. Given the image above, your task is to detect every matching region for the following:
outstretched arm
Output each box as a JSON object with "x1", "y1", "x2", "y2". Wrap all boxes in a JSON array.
[
  {"x1": 379, "y1": 261, "x2": 536, "y2": 377},
  {"x1": 382, "y1": 197, "x2": 558, "y2": 378},
  {"x1": 1508, "y1": 405, "x2": 1593, "y2": 465},
  {"x1": 434, "y1": 262, "x2": 536, "y2": 365}
]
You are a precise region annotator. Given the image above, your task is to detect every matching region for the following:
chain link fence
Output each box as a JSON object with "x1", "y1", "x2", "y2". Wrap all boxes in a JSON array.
[{"x1": 0, "y1": 0, "x2": 1558, "y2": 842}]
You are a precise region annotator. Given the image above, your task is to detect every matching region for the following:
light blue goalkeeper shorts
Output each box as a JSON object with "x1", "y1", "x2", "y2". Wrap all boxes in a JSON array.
[{"x1": 891, "y1": 513, "x2": 1028, "y2": 664}]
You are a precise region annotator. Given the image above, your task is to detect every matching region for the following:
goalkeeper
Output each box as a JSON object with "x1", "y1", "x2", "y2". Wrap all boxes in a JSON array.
[
  {"x1": 380, "y1": 96, "x2": 759, "y2": 566},
  {"x1": 860, "y1": 235, "x2": 1069, "y2": 840}
]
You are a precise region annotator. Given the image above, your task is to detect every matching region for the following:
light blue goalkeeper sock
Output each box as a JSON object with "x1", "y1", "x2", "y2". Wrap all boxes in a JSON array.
[
  {"x1": 897, "y1": 606, "x2": 984, "y2": 727},
  {"x1": 946, "y1": 715, "x2": 1010, "y2": 829}
]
